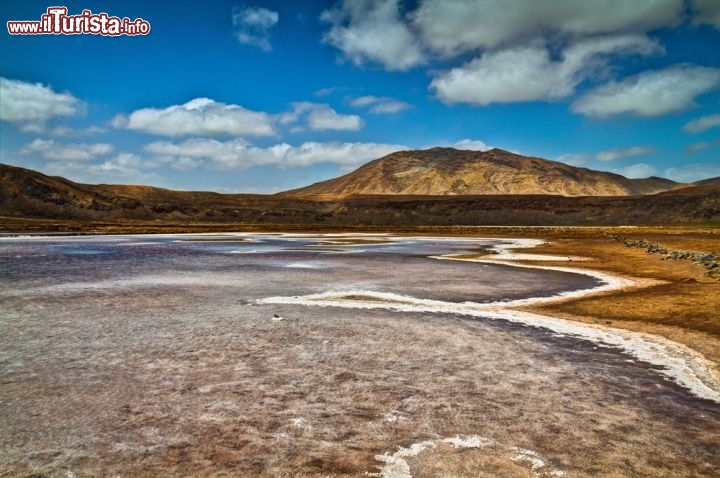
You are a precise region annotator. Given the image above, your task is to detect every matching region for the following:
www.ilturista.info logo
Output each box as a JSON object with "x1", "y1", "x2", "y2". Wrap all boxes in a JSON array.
[{"x1": 7, "y1": 7, "x2": 150, "y2": 36}]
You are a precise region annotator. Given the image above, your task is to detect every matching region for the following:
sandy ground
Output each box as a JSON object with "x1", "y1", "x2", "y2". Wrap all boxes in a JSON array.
[
  {"x1": 516, "y1": 233, "x2": 720, "y2": 368},
  {"x1": 1, "y1": 232, "x2": 719, "y2": 477}
]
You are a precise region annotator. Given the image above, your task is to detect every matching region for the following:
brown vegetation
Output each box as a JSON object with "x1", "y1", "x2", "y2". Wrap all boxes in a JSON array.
[{"x1": 505, "y1": 230, "x2": 720, "y2": 367}]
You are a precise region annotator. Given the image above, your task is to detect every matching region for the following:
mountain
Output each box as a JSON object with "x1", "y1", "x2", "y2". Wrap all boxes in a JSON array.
[
  {"x1": 283, "y1": 148, "x2": 683, "y2": 198},
  {"x1": 2, "y1": 161, "x2": 720, "y2": 230},
  {"x1": 694, "y1": 177, "x2": 720, "y2": 187},
  {"x1": 0, "y1": 162, "x2": 267, "y2": 221}
]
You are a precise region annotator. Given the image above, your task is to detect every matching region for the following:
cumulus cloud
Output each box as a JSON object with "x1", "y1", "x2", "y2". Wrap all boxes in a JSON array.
[
  {"x1": 321, "y1": 0, "x2": 424, "y2": 71},
  {"x1": 20, "y1": 139, "x2": 113, "y2": 162},
  {"x1": 612, "y1": 163, "x2": 657, "y2": 178},
  {"x1": 350, "y1": 95, "x2": 411, "y2": 114},
  {"x1": 232, "y1": 5, "x2": 279, "y2": 51},
  {"x1": 595, "y1": 146, "x2": 655, "y2": 161},
  {"x1": 108, "y1": 152, "x2": 141, "y2": 168},
  {"x1": 42, "y1": 153, "x2": 159, "y2": 185},
  {"x1": 144, "y1": 138, "x2": 406, "y2": 170},
  {"x1": 664, "y1": 162, "x2": 720, "y2": 182},
  {"x1": 320, "y1": 0, "x2": 681, "y2": 69},
  {"x1": 307, "y1": 106, "x2": 363, "y2": 130},
  {"x1": 412, "y1": 0, "x2": 682, "y2": 55},
  {"x1": 112, "y1": 98, "x2": 276, "y2": 137},
  {"x1": 683, "y1": 113, "x2": 720, "y2": 133},
  {"x1": 0, "y1": 77, "x2": 83, "y2": 132},
  {"x1": 279, "y1": 102, "x2": 364, "y2": 131},
  {"x1": 693, "y1": 0, "x2": 720, "y2": 28},
  {"x1": 430, "y1": 35, "x2": 661, "y2": 105},
  {"x1": 572, "y1": 65, "x2": 720, "y2": 118}
]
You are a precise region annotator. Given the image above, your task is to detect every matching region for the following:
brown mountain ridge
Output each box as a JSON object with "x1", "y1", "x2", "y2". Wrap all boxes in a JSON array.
[
  {"x1": 284, "y1": 148, "x2": 683, "y2": 198},
  {"x1": 2, "y1": 148, "x2": 720, "y2": 228}
]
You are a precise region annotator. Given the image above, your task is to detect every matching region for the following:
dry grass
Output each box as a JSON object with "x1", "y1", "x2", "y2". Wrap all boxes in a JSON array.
[{"x1": 512, "y1": 234, "x2": 720, "y2": 366}]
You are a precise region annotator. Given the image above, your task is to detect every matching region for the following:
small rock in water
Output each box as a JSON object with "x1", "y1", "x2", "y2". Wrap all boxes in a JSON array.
[{"x1": 272, "y1": 314, "x2": 284, "y2": 321}]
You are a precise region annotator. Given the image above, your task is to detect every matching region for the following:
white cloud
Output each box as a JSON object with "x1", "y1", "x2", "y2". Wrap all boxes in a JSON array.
[
  {"x1": 47, "y1": 125, "x2": 106, "y2": 137},
  {"x1": 110, "y1": 152, "x2": 141, "y2": 168},
  {"x1": 430, "y1": 35, "x2": 660, "y2": 105},
  {"x1": 595, "y1": 145, "x2": 655, "y2": 161},
  {"x1": 321, "y1": 0, "x2": 424, "y2": 71},
  {"x1": 664, "y1": 163, "x2": 720, "y2": 182},
  {"x1": 20, "y1": 139, "x2": 113, "y2": 162},
  {"x1": 693, "y1": 0, "x2": 720, "y2": 28},
  {"x1": 452, "y1": 139, "x2": 492, "y2": 151},
  {"x1": 113, "y1": 98, "x2": 276, "y2": 137},
  {"x1": 572, "y1": 64, "x2": 720, "y2": 118},
  {"x1": 277, "y1": 102, "x2": 312, "y2": 125},
  {"x1": 279, "y1": 102, "x2": 363, "y2": 131},
  {"x1": 350, "y1": 95, "x2": 411, "y2": 114},
  {"x1": 686, "y1": 141, "x2": 713, "y2": 153},
  {"x1": 556, "y1": 153, "x2": 591, "y2": 166},
  {"x1": 42, "y1": 153, "x2": 159, "y2": 185},
  {"x1": 320, "y1": 0, "x2": 681, "y2": 69},
  {"x1": 0, "y1": 77, "x2": 83, "y2": 131},
  {"x1": 109, "y1": 114, "x2": 127, "y2": 129},
  {"x1": 349, "y1": 96, "x2": 379, "y2": 107},
  {"x1": 232, "y1": 6, "x2": 279, "y2": 51},
  {"x1": 413, "y1": 0, "x2": 682, "y2": 56},
  {"x1": 370, "y1": 102, "x2": 409, "y2": 114},
  {"x1": 612, "y1": 163, "x2": 657, "y2": 178},
  {"x1": 314, "y1": 86, "x2": 348, "y2": 97},
  {"x1": 144, "y1": 138, "x2": 406, "y2": 170},
  {"x1": 307, "y1": 106, "x2": 363, "y2": 130},
  {"x1": 683, "y1": 113, "x2": 720, "y2": 133},
  {"x1": 144, "y1": 138, "x2": 248, "y2": 167},
  {"x1": 150, "y1": 154, "x2": 205, "y2": 171}
]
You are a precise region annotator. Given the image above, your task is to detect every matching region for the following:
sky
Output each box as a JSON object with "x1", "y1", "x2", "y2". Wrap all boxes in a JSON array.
[{"x1": 1, "y1": 0, "x2": 719, "y2": 193}]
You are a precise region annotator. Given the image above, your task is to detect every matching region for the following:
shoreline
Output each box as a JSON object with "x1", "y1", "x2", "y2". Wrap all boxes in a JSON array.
[
  {"x1": 259, "y1": 235, "x2": 720, "y2": 403},
  {"x1": 433, "y1": 240, "x2": 720, "y2": 402},
  {"x1": 4, "y1": 229, "x2": 719, "y2": 400},
  {"x1": 3, "y1": 229, "x2": 720, "y2": 476},
  {"x1": 432, "y1": 239, "x2": 666, "y2": 308}
]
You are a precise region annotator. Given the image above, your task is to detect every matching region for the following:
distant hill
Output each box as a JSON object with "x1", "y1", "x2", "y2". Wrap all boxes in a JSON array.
[
  {"x1": 694, "y1": 177, "x2": 720, "y2": 187},
  {"x1": 0, "y1": 162, "x2": 266, "y2": 221},
  {"x1": 283, "y1": 148, "x2": 683, "y2": 197},
  {"x1": 2, "y1": 160, "x2": 720, "y2": 229}
]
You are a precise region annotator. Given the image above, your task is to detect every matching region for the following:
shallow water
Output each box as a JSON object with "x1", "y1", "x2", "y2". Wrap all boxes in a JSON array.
[{"x1": 1, "y1": 233, "x2": 719, "y2": 477}]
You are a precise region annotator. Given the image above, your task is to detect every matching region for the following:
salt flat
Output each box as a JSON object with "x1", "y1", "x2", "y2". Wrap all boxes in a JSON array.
[{"x1": 1, "y1": 234, "x2": 719, "y2": 477}]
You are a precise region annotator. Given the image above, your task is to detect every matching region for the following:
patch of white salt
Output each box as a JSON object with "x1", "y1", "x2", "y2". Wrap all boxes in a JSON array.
[{"x1": 259, "y1": 238, "x2": 720, "y2": 403}]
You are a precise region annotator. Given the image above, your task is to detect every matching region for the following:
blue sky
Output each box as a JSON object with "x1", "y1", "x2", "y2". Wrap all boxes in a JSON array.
[{"x1": 1, "y1": 0, "x2": 719, "y2": 192}]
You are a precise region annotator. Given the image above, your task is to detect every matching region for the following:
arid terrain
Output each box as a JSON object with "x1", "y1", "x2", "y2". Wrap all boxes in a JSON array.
[
  {"x1": 284, "y1": 148, "x2": 683, "y2": 197},
  {"x1": 2, "y1": 153, "x2": 720, "y2": 228},
  {"x1": 3, "y1": 0, "x2": 720, "y2": 474},
  {"x1": 2, "y1": 152, "x2": 720, "y2": 477}
]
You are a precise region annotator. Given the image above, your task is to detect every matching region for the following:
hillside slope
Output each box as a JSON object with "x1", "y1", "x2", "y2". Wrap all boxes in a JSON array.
[
  {"x1": 284, "y1": 148, "x2": 682, "y2": 197},
  {"x1": 2, "y1": 161, "x2": 719, "y2": 228}
]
